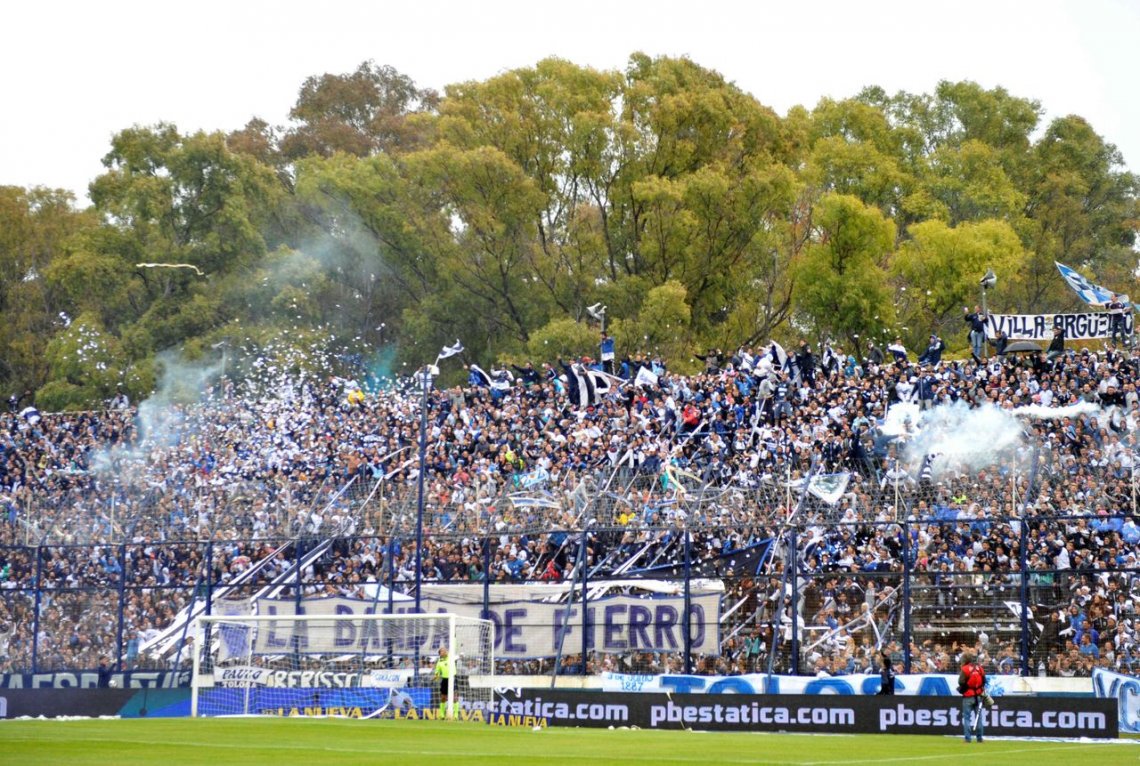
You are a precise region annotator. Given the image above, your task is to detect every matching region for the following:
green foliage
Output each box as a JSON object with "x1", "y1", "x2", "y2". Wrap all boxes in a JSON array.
[
  {"x1": 41, "y1": 313, "x2": 129, "y2": 407},
  {"x1": 525, "y1": 318, "x2": 598, "y2": 362},
  {"x1": 3, "y1": 61, "x2": 1138, "y2": 408},
  {"x1": 282, "y1": 60, "x2": 439, "y2": 159},
  {"x1": 892, "y1": 219, "x2": 1025, "y2": 347},
  {"x1": 0, "y1": 186, "x2": 94, "y2": 395},
  {"x1": 33, "y1": 380, "x2": 88, "y2": 412},
  {"x1": 611, "y1": 280, "x2": 695, "y2": 370},
  {"x1": 793, "y1": 194, "x2": 897, "y2": 346}
]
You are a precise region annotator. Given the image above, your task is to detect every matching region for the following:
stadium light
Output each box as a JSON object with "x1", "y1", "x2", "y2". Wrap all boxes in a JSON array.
[
  {"x1": 979, "y1": 268, "x2": 997, "y2": 358},
  {"x1": 979, "y1": 269, "x2": 997, "y2": 290}
]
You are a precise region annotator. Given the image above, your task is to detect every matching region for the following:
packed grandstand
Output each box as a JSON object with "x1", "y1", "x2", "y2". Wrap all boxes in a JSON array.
[{"x1": 2, "y1": 335, "x2": 1139, "y2": 684}]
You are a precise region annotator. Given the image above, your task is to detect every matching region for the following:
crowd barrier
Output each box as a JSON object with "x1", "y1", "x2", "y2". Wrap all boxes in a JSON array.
[
  {"x1": 2, "y1": 514, "x2": 1137, "y2": 682},
  {"x1": 0, "y1": 668, "x2": 1128, "y2": 738},
  {"x1": 488, "y1": 689, "x2": 1118, "y2": 737}
]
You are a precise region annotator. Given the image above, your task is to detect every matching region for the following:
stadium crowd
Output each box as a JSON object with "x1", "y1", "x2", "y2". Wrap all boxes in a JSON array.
[{"x1": 3, "y1": 332, "x2": 1140, "y2": 679}]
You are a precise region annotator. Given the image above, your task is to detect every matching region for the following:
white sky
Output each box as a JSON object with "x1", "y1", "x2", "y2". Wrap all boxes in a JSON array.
[{"x1": 2, "y1": 0, "x2": 1138, "y2": 204}]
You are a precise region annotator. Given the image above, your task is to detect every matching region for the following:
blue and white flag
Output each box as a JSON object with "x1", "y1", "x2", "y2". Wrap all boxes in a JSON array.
[
  {"x1": 821, "y1": 344, "x2": 839, "y2": 373},
  {"x1": 561, "y1": 362, "x2": 621, "y2": 408},
  {"x1": 508, "y1": 491, "x2": 561, "y2": 510},
  {"x1": 469, "y1": 364, "x2": 492, "y2": 388},
  {"x1": 769, "y1": 341, "x2": 789, "y2": 370},
  {"x1": 437, "y1": 340, "x2": 464, "y2": 360},
  {"x1": 789, "y1": 472, "x2": 851, "y2": 505},
  {"x1": 19, "y1": 407, "x2": 40, "y2": 425},
  {"x1": 489, "y1": 368, "x2": 514, "y2": 392},
  {"x1": 1055, "y1": 261, "x2": 1128, "y2": 306},
  {"x1": 600, "y1": 334, "x2": 615, "y2": 362},
  {"x1": 469, "y1": 364, "x2": 513, "y2": 391},
  {"x1": 514, "y1": 467, "x2": 549, "y2": 489},
  {"x1": 634, "y1": 366, "x2": 659, "y2": 389}
]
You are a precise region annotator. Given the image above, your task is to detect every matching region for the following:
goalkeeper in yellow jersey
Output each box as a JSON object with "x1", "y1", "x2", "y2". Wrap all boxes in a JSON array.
[{"x1": 433, "y1": 646, "x2": 454, "y2": 719}]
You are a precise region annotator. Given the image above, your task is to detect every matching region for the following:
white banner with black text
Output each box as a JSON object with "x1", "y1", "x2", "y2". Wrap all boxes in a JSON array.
[
  {"x1": 985, "y1": 312, "x2": 1132, "y2": 341},
  {"x1": 225, "y1": 593, "x2": 721, "y2": 659}
]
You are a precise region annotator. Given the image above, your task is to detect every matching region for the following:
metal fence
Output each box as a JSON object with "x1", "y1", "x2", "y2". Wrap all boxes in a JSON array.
[{"x1": 0, "y1": 515, "x2": 1134, "y2": 680}]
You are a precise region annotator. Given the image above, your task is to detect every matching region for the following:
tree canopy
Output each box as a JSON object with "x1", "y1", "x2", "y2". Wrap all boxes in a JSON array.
[{"x1": 3, "y1": 55, "x2": 1137, "y2": 406}]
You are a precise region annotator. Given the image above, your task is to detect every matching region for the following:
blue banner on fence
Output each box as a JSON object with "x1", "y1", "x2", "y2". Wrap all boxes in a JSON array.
[
  {"x1": 600, "y1": 672, "x2": 1012, "y2": 698},
  {"x1": 1093, "y1": 668, "x2": 1140, "y2": 733},
  {"x1": 0, "y1": 670, "x2": 190, "y2": 690}
]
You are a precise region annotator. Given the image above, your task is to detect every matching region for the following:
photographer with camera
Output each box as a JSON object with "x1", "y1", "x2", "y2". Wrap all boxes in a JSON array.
[{"x1": 958, "y1": 651, "x2": 987, "y2": 743}]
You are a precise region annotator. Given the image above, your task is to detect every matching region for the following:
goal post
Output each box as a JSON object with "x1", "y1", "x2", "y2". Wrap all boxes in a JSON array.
[{"x1": 191, "y1": 612, "x2": 493, "y2": 719}]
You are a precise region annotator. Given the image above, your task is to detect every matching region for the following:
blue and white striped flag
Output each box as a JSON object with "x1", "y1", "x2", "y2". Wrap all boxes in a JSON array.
[
  {"x1": 470, "y1": 364, "x2": 512, "y2": 391},
  {"x1": 1055, "y1": 261, "x2": 1128, "y2": 306},
  {"x1": 437, "y1": 340, "x2": 464, "y2": 360},
  {"x1": 788, "y1": 472, "x2": 851, "y2": 505}
]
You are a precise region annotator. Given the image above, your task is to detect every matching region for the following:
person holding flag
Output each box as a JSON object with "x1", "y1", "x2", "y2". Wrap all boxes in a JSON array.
[
  {"x1": 1106, "y1": 294, "x2": 1130, "y2": 347},
  {"x1": 887, "y1": 337, "x2": 908, "y2": 364},
  {"x1": 1055, "y1": 261, "x2": 1133, "y2": 347}
]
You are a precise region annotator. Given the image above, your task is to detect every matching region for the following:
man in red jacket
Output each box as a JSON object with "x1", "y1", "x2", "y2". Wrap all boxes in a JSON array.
[{"x1": 958, "y1": 651, "x2": 986, "y2": 743}]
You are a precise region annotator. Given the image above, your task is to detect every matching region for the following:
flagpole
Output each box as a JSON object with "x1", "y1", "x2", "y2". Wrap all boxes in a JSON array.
[
  {"x1": 894, "y1": 462, "x2": 900, "y2": 523},
  {"x1": 413, "y1": 344, "x2": 461, "y2": 625},
  {"x1": 414, "y1": 362, "x2": 430, "y2": 618},
  {"x1": 1132, "y1": 455, "x2": 1136, "y2": 517},
  {"x1": 785, "y1": 460, "x2": 791, "y2": 520},
  {"x1": 412, "y1": 361, "x2": 430, "y2": 689},
  {"x1": 979, "y1": 268, "x2": 996, "y2": 361}
]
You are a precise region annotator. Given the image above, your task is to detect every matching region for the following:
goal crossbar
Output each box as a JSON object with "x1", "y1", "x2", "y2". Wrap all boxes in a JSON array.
[{"x1": 191, "y1": 612, "x2": 493, "y2": 719}]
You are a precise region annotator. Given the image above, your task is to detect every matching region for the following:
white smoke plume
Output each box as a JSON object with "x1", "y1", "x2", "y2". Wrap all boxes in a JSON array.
[
  {"x1": 89, "y1": 350, "x2": 223, "y2": 477},
  {"x1": 886, "y1": 400, "x2": 1102, "y2": 479},
  {"x1": 903, "y1": 402, "x2": 1025, "y2": 475},
  {"x1": 1010, "y1": 401, "x2": 1099, "y2": 420}
]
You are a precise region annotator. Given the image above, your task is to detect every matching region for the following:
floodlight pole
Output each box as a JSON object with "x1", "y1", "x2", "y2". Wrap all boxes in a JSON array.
[
  {"x1": 979, "y1": 268, "x2": 996, "y2": 361},
  {"x1": 410, "y1": 362, "x2": 436, "y2": 687},
  {"x1": 413, "y1": 364, "x2": 434, "y2": 619}
]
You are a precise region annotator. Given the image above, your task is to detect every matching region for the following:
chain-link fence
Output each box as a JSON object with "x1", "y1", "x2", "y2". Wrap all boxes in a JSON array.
[{"x1": 2, "y1": 513, "x2": 1138, "y2": 679}]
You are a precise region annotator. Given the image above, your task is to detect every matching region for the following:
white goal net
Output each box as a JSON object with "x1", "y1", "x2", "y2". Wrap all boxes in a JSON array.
[{"x1": 191, "y1": 612, "x2": 493, "y2": 719}]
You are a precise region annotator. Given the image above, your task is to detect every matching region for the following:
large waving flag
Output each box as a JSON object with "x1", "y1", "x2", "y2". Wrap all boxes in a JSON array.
[
  {"x1": 788, "y1": 472, "x2": 852, "y2": 505},
  {"x1": 1055, "y1": 261, "x2": 1128, "y2": 305},
  {"x1": 634, "y1": 366, "x2": 659, "y2": 388},
  {"x1": 437, "y1": 340, "x2": 464, "y2": 360},
  {"x1": 469, "y1": 364, "x2": 513, "y2": 391},
  {"x1": 769, "y1": 341, "x2": 789, "y2": 371},
  {"x1": 468, "y1": 364, "x2": 492, "y2": 388},
  {"x1": 560, "y1": 362, "x2": 621, "y2": 408}
]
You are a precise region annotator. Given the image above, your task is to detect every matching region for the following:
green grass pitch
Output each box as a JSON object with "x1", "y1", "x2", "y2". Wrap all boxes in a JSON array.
[{"x1": 0, "y1": 718, "x2": 1136, "y2": 765}]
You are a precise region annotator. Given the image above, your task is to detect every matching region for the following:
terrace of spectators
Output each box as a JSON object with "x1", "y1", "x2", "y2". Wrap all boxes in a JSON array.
[{"x1": 2, "y1": 340, "x2": 1140, "y2": 679}]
